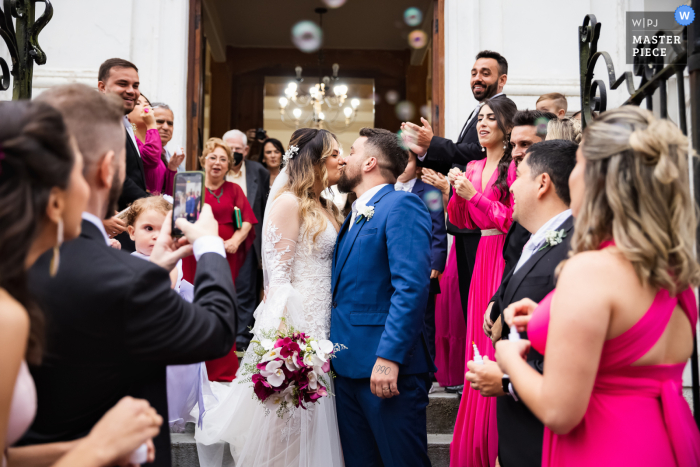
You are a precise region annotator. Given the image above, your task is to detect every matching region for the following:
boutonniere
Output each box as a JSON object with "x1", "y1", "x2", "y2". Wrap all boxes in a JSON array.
[
  {"x1": 538, "y1": 229, "x2": 567, "y2": 251},
  {"x1": 355, "y1": 204, "x2": 375, "y2": 224}
]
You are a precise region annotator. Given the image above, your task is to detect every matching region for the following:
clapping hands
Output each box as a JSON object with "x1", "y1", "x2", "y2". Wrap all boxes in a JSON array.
[{"x1": 400, "y1": 117, "x2": 434, "y2": 156}]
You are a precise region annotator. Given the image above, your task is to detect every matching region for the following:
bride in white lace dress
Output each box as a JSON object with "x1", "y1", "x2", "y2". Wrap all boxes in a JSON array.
[{"x1": 195, "y1": 129, "x2": 345, "y2": 467}]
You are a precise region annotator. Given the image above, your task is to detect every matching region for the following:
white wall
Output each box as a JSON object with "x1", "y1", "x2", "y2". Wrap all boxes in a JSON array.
[{"x1": 1, "y1": 0, "x2": 190, "y2": 152}]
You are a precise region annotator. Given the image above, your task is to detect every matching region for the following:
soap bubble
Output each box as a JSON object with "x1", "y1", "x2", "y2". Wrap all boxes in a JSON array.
[
  {"x1": 397, "y1": 129, "x2": 411, "y2": 151},
  {"x1": 404, "y1": 7, "x2": 423, "y2": 27},
  {"x1": 420, "y1": 105, "x2": 430, "y2": 119},
  {"x1": 372, "y1": 92, "x2": 382, "y2": 104},
  {"x1": 395, "y1": 101, "x2": 416, "y2": 120},
  {"x1": 385, "y1": 90, "x2": 399, "y2": 105},
  {"x1": 323, "y1": 0, "x2": 347, "y2": 7},
  {"x1": 534, "y1": 117, "x2": 549, "y2": 136},
  {"x1": 408, "y1": 30, "x2": 428, "y2": 49},
  {"x1": 423, "y1": 190, "x2": 443, "y2": 212},
  {"x1": 292, "y1": 21, "x2": 323, "y2": 53}
]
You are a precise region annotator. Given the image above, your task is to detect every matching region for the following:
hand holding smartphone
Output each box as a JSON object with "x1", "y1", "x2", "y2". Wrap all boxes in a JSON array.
[{"x1": 172, "y1": 171, "x2": 204, "y2": 237}]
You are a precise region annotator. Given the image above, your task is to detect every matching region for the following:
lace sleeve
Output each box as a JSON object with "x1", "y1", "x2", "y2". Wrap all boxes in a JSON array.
[{"x1": 263, "y1": 193, "x2": 300, "y2": 288}]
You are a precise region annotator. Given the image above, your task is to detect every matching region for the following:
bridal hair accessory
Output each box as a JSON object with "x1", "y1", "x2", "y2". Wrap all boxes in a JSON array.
[
  {"x1": 355, "y1": 204, "x2": 375, "y2": 224},
  {"x1": 242, "y1": 320, "x2": 346, "y2": 418},
  {"x1": 49, "y1": 218, "x2": 64, "y2": 277},
  {"x1": 538, "y1": 228, "x2": 567, "y2": 252},
  {"x1": 283, "y1": 145, "x2": 299, "y2": 163}
]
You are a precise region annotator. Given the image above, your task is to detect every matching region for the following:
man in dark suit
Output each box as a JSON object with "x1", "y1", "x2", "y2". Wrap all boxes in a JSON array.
[
  {"x1": 396, "y1": 151, "x2": 448, "y2": 381},
  {"x1": 483, "y1": 110, "x2": 558, "y2": 338},
  {"x1": 20, "y1": 84, "x2": 238, "y2": 467},
  {"x1": 97, "y1": 58, "x2": 149, "y2": 252},
  {"x1": 465, "y1": 140, "x2": 578, "y2": 467},
  {"x1": 402, "y1": 50, "x2": 514, "y2": 327},
  {"x1": 223, "y1": 129, "x2": 270, "y2": 350}
]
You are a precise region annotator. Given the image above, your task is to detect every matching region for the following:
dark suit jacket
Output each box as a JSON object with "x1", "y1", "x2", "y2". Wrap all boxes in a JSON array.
[
  {"x1": 490, "y1": 222, "x2": 532, "y2": 321},
  {"x1": 118, "y1": 131, "x2": 149, "y2": 211},
  {"x1": 419, "y1": 93, "x2": 515, "y2": 236},
  {"x1": 411, "y1": 179, "x2": 447, "y2": 273},
  {"x1": 495, "y1": 215, "x2": 574, "y2": 467},
  {"x1": 243, "y1": 159, "x2": 270, "y2": 263},
  {"x1": 20, "y1": 221, "x2": 238, "y2": 467}
]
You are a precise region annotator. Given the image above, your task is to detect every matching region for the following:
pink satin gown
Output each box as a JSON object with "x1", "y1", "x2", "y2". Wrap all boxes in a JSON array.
[
  {"x1": 528, "y1": 281, "x2": 700, "y2": 466},
  {"x1": 447, "y1": 159, "x2": 516, "y2": 467}
]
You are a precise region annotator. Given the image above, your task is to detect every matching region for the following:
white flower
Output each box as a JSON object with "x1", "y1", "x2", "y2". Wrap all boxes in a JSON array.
[
  {"x1": 310, "y1": 340, "x2": 334, "y2": 362},
  {"x1": 303, "y1": 352, "x2": 315, "y2": 368},
  {"x1": 260, "y1": 338, "x2": 274, "y2": 351},
  {"x1": 261, "y1": 347, "x2": 281, "y2": 363},
  {"x1": 539, "y1": 229, "x2": 567, "y2": 252},
  {"x1": 260, "y1": 360, "x2": 286, "y2": 387},
  {"x1": 284, "y1": 351, "x2": 301, "y2": 371},
  {"x1": 308, "y1": 371, "x2": 318, "y2": 390},
  {"x1": 355, "y1": 203, "x2": 375, "y2": 224},
  {"x1": 265, "y1": 386, "x2": 294, "y2": 409},
  {"x1": 311, "y1": 354, "x2": 326, "y2": 375},
  {"x1": 283, "y1": 145, "x2": 299, "y2": 163}
]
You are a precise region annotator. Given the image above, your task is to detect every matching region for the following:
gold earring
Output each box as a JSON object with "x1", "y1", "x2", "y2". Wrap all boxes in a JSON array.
[{"x1": 50, "y1": 218, "x2": 64, "y2": 277}]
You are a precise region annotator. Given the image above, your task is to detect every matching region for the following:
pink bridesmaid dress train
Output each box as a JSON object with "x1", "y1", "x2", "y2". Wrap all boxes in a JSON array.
[
  {"x1": 447, "y1": 159, "x2": 516, "y2": 467},
  {"x1": 528, "y1": 281, "x2": 700, "y2": 466}
]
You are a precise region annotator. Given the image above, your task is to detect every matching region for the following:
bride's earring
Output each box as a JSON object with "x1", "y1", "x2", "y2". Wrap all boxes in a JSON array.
[
  {"x1": 50, "y1": 218, "x2": 64, "y2": 277},
  {"x1": 481, "y1": 146, "x2": 485, "y2": 152},
  {"x1": 503, "y1": 140, "x2": 507, "y2": 150}
]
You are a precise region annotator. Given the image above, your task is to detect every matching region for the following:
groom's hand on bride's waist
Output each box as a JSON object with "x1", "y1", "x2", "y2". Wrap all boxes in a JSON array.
[{"x1": 370, "y1": 357, "x2": 400, "y2": 399}]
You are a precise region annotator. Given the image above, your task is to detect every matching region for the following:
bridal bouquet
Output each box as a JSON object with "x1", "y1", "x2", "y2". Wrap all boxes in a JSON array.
[{"x1": 241, "y1": 322, "x2": 345, "y2": 418}]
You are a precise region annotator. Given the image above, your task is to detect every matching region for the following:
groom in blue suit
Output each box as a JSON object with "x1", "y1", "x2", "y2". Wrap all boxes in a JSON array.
[{"x1": 331, "y1": 128, "x2": 436, "y2": 467}]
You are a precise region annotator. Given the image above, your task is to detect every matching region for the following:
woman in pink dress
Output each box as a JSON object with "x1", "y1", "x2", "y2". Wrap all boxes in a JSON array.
[
  {"x1": 496, "y1": 106, "x2": 700, "y2": 467},
  {"x1": 128, "y1": 94, "x2": 177, "y2": 195},
  {"x1": 447, "y1": 97, "x2": 517, "y2": 467}
]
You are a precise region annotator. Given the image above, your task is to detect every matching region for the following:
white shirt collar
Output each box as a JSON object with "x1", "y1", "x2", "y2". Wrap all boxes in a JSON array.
[
  {"x1": 354, "y1": 183, "x2": 389, "y2": 210},
  {"x1": 395, "y1": 178, "x2": 417, "y2": 193},
  {"x1": 123, "y1": 116, "x2": 141, "y2": 157},
  {"x1": 81, "y1": 212, "x2": 111, "y2": 246},
  {"x1": 528, "y1": 209, "x2": 572, "y2": 249}
]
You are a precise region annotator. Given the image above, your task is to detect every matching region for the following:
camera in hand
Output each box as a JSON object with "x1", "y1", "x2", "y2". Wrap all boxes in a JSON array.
[
  {"x1": 255, "y1": 128, "x2": 267, "y2": 141},
  {"x1": 233, "y1": 152, "x2": 244, "y2": 165},
  {"x1": 172, "y1": 171, "x2": 204, "y2": 237}
]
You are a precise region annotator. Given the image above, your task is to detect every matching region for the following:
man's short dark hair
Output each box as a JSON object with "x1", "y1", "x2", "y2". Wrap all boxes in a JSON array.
[
  {"x1": 513, "y1": 109, "x2": 558, "y2": 139},
  {"x1": 98, "y1": 58, "x2": 138, "y2": 83},
  {"x1": 475, "y1": 50, "x2": 508, "y2": 76},
  {"x1": 525, "y1": 140, "x2": 578, "y2": 206},
  {"x1": 358, "y1": 128, "x2": 408, "y2": 182}
]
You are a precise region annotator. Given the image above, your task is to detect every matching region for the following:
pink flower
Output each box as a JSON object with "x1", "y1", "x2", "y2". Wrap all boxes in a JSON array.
[
  {"x1": 275, "y1": 337, "x2": 292, "y2": 349},
  {"x1": 321, "y1": 360, "x2": 331, "y2": 374},
  {"x1": 280, "y1": 341, "x2": 301, "y2": 359},
  {"x1": 316, "y1": 385, "x2": 328, "y2": 397},
  {"x1": 252, "y1": 374, "x2": 274, "y2": 401}
]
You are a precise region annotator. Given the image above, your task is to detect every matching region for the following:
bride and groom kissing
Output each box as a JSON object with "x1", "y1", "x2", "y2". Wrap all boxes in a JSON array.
[{"x1": 195, "y1": 127, "x2": 435, "y2": 467}]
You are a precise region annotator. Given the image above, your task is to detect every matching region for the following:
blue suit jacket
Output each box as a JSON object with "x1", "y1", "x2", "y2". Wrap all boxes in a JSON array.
[
  {"x1": 330, "y1": 185, "x2": 437, "y2": 379},
  {"x1": 411, "y1": 179, "x2": 447, "y2": 273}
]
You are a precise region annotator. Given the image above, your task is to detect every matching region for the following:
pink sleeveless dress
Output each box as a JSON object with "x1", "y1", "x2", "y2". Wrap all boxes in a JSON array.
[{"x1": 528, "y1": 283, "x2": 700, "y2": 467}]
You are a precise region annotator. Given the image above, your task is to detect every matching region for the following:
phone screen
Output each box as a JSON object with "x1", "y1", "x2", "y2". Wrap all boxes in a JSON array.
[{"x1": 172, "y1": 171, "x2": 204, "y2": 237}]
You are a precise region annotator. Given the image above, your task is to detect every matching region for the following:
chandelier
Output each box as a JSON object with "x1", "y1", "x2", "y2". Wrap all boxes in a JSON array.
[{"x1": 278, "y1": 8, "x2": 359, "y2": 132}]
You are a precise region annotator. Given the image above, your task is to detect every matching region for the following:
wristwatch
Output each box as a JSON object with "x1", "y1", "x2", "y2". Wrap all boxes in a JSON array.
[{"x1": 502, "y1": 374, "x2": 511, "y2": 395}]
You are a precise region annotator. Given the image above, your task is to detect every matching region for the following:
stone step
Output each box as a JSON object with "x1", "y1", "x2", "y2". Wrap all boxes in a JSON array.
[
  {"x1": 427, "y1": 386, "x2": 460, "y2": 434},
  {"x1": 171, "y1": 432, "x2": 452, "y2": 467}
]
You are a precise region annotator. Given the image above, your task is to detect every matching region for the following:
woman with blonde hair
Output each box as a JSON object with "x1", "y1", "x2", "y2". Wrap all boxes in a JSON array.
[
  {"x1": 195, "y1": 128, "x2": 345, "y2": 467},
  {"x1": 496, "y1": 106, "x2": 700, "y2": 466},
  {"x1": 182, "y1": 137, "x2": 257, "y2": 383},
  {"x1": 545, "y1": 117, "x2": 582, "y2": 143}
]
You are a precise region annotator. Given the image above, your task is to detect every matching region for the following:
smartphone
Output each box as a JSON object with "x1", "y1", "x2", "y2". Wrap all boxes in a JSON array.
[{"x1": 172, "y1": 171, "x2": 204, "y2": 237}]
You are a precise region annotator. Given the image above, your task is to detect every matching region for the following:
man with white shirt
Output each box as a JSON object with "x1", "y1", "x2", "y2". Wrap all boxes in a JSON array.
[
  {"x1": 401, "y1": 50, "x2": 515, "y2": 329},
  {"x1": 464, "y1": 139, "x2": 577, "y2": 467},
  {"x1": 23, "y1": 83, "x2": 238, "y2": 467}
]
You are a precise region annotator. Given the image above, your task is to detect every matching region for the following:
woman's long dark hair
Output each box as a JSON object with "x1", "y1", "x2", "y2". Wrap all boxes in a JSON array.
[
  {"x1": 0, "y1": 101, "x2": 75, "y2": 365},
  {"x1": 259, "y1": 138, "x2": 285, "y2": 168},
  {"x1": 481, "y1": 97, "x2": 517, "y2": 200}
]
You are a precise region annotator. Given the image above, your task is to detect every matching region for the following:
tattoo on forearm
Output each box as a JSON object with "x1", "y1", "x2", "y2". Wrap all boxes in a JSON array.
[{"x1": 374, "y1": 365, "x2": 391, "y2": 375}]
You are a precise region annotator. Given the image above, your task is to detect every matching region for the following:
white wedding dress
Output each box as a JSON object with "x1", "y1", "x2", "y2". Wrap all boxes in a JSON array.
[{"x1": 195, "y1": 188, "x2": 344, "y2": 467}]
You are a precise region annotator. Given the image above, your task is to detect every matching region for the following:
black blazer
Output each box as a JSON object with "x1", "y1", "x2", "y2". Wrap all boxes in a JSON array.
[
  {"x1": 420, "y1": 93, "x2": 515, "y2": 236},
  {"x1": 495, "y1": 215, "x2": 574, "y2": 467},
  {"x1": 243, "y1": 159, "x2": 270, "y2": 263},
  {"x1": 20, "y1": 221, "x2": 238, "y2": 467},
  {"x1": 118, "y1": 132, "x2": 149, "y2": 211},
  {"x1": 490, "y1": 222, "x2": 532, "y2": 321}
]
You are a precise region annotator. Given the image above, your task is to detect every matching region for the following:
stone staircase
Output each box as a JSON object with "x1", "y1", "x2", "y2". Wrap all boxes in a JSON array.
[{"x1": 170, "y1": 384, "x2": 459, "y2": 467}]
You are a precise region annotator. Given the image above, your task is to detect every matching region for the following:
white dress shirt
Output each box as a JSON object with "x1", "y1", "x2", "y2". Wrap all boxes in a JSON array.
[
  {"x1": 348, "y1": 184, "x2": 388, "y2": 231},
  {"x1": 123, "y1": 116, "x2": 141, "y2": 158},
  {"x1": 395, "y1": 178, "x2": 417, "y2": 193},
  {"x1": 226, "y1": 161, "x2": 247, "y2": 197},
  {"x1": 82, "y1": 212, "x2": 111, "y2": 245},
  {"x1": 513, "y1": 209, "x2": 572, "y2": 273}
]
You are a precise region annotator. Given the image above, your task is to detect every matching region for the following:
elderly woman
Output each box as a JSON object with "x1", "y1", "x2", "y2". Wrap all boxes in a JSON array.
[{"x1": 182, "y1": 137, "x2": 257, "y2": 382}]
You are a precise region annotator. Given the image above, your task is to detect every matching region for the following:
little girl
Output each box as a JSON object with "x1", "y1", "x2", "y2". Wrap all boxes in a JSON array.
[
  {"x1": 125, "y1": 196, "x2": 211, "y2": 431},
  {"x1": 125, "y1": 196, "x2": 182, "y2": 290}
]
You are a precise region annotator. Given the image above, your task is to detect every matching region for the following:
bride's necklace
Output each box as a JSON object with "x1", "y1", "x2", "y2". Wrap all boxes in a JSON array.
[{"x1": 206, "y1": 185, "x2": 224, "y2": 203}]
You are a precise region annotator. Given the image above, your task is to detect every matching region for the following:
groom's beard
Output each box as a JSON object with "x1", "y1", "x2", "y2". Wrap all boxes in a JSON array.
[{"x1": 337, "y1": 168, "x2": 361, "y2": 194}]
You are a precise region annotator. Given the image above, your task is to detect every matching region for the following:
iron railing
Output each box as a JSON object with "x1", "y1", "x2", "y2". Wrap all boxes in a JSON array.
[
  {"x1": 0, "y1": 0, "x2": 53, "y2": 99},
  {"x1": 579, "y1": 9, "x2": 700, "y2": 427}
]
